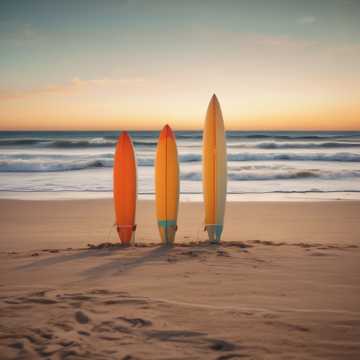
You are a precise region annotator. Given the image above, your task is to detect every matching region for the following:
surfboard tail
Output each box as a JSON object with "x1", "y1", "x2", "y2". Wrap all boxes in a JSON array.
[
  {"x1": 116, "y1": 224, "x2": 137, "y2": 245},
  {"x1": 204, "y1": 224, "x2": 223, "y2": 243},
  {"x1": 158, "y1": 220, "x2": 177, "y2": 244},
  {"x1": 158, "y1": 221, "x2": 177, "y2": 245}
]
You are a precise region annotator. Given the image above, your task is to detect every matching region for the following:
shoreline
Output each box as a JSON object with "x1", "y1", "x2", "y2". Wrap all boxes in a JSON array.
[
  {"x1": 1, "y1": 199, "x2": 359, "y2": 252},
  {"x1": 1, "y1": 190, "x2": 360, "y2": 202}
]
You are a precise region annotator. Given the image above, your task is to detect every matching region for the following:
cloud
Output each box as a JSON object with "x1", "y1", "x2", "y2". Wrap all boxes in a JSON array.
[
  {"x1": 190, "y1": 25, "x2": 317, "y2": 51},
  {"x1": 297, "y1": 16, "x2": 316, "y2": 24},
  {"x1": 250, "y1": 34, "x2": 316, "y2": 50},
  {"x1": 0, "y1": 77, "x2": 146, "y2": 101},
  {"x1": 0, "y1": 23, "x2": 44, "y2": 47}
]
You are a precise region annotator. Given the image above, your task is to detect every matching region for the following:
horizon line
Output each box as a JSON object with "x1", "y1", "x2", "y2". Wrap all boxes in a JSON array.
[{"x1": 1, "y1": 129, "x2": 359, "y2": 132}]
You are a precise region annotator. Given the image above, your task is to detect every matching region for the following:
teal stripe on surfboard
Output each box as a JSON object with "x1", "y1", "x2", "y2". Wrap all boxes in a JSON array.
[{"x1": 158, "y1": 219, "x2": 177, "y2": 228}]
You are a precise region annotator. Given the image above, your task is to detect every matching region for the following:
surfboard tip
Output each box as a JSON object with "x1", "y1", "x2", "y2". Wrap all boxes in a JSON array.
[
  {"x1": 161, "y1": 124, "x2": 174, "y2": 139},
  {"x1": 118, "y1": 131, "x2": 131, "y2": 143},
  {"x1": 122, "y1": 130, "x2": 128, "y2": 136},
  {"x1": 207, "y1": 94, "x2": 220, "y2": 114}
]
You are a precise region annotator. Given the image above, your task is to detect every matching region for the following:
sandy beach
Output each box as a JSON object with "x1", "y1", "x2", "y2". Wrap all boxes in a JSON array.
[
  {"x1": 1, "y1": 0, "x2": 360, "y2": 358},
  {"x1": 0, "y1": 199, "x2": 359, "y2": 359}
]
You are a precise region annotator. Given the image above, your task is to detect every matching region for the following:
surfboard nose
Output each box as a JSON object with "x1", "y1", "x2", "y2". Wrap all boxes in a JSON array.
[
  {"x1": 120, "y1": 130, "x2": 128, "y2": 138},
  {"x1": 160, "y1": 124, "x2": 174, "y2": 139},
  {"x1": 209, "y1": 93, "x2": 220, "y2": 107},
  {"x1": 119, "y1": 131, "x2": 131, "y2": 143}
]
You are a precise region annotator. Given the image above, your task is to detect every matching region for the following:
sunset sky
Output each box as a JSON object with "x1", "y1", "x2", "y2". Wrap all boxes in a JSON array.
[{"x1": 0, "y1": 0, "x2": 359, "y2": 130}]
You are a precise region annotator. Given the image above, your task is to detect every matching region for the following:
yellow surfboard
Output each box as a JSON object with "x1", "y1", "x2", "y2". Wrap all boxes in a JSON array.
[
  {"x1": 203, "y1": 94, "x2": 227, "y2": 242},
  {"x1": 155, "y1": 125, "x2": 179, "y2": 244}
]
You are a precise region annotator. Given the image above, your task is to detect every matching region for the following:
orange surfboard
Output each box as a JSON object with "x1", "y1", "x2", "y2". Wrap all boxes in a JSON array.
[
  {"x1": 155, "y1": 125, "x2": 179, "y2": 244},
  {"x1": 113, "y1": 131, "x2": 137, "y2": 244}
]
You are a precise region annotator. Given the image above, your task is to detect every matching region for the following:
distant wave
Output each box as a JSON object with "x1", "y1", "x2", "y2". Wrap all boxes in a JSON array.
[
  {"x1": 4, "y1": 158, "x2": 359, "y2": 180},
  {"x1": 0, "y1": 156, "x2": 156, "y2": 172},
  {"x1": 179, "y1": 152, "x2": 360, "y2": 163},
  {"x1": 227, "y1": 152, "x2": 360, "y2": 162},
  {"x1": 179, "y1": 154, "x2": 200, "y2": 163},
  {"x1": 133, "y1": 140, "x2": 157, "y2": 147},
  {"x1": 3, "y1": 138, "x2": 359, "y2": 150},
  {"x1": 225, "y1": 190, "x2": 360, "y2": 194},
  {"x1": 181, "y1": 169, "x2": 360, "y2": 182},
  {"x1": 226, "y1": 133, "x2": 360, "y2": 140},
  {"x1": 180, "y1": 172, "x2": 202, "y2": 181},
  {"x1": 229, "y1": 170, "x2": 360, "y2": 181},
  {"x1": 0, "y1": 137, "x2": 157, "y2": 148},
  {"x1": 0, "y1": 159, "x2": 112, "y2": 172},
  {"x1": 259, "y1": 141, "x2": 360, "y2": 149},
  {"x1": 1, "y1": 131, "x2": 360, "y2": 149},
  {"x1": 0, "y1": 139, "x2": 47, "y2": 146},
  {"x1": 0, "y1": 138, "x2": 115, "y2": 148},
  {"x1": 228, "y1": 141, "x2": 360, "y2": 149},
  {"x1": 175, "y1": 133, "x2": 202, "y2": 139},
  {"x1": 1, "y1": 150, "x2": 360, "y2": 172}
]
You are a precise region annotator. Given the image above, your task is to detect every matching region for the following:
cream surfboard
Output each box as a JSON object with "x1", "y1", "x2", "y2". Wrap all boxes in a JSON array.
[
  {"x1": 113, "y1": 131, "x2": 137, "y2": 244},
  {"x1": 202, "y1": 94, "x2": 227, "y2": 242},
  {"x1": 155, "y1": 125, "x2": 180, "y2": 244}
]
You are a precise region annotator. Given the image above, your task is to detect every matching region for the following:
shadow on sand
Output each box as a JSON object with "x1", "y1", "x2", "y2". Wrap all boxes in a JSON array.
[
  {"x1": 16, "y1": 245, "x2": 173, "y2": 279},
  {"x1": 83, "y1": 245, "x2": 172, "y2": 279}
]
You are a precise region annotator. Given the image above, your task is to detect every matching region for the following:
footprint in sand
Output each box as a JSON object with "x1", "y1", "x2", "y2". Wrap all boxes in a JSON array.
[
  {"x1": 78, "y1": 330, "x2": 90, "y2": 336},
  {"x1": 216, "y1": 354, "x2": 249, "y2": 360},
  {"x1": 310, "y1": 251, "x2": 334, "y2": 257},
  {"x1": 54, "y1": 321, "x2": 73, "y2": 332},
  {"x1": 265, "y1": 320, "x2": 309, "y2": 332},
  {"x1": 26, "y1": 297, "x2": 58, "y2": 305},
  {"x1": 104, "y1": 298, "x2": 148, "y2": 306},
  {"x1": 145, "y1": 329, "x2": 206, "y2": 342},
  {"x1": 37, "y1": 344, "x2": 62, "y2": 357},
  {"x1": 74, "y1": 310, "x2": 90, "y2": 324},
  {"x1": 4, "y1": 295, "x2": 58, "y2": 305},
  {"x1": 216, "y1": 250, "x2": 230, "y2": 257},
  {"x1": 57, "y1": 293, "x2": 95, "y2": 301},
  {"x1": 117, "y1": 316, "x2": 152, "y2": 328},
  {"x1": 122, "y1": 355, "x2": 140, "y2": 360},
  {"x1": 89, "y1": 289, "x2": 113, "y2": 295},
  {"x1": 8, "y1": 341, "x2": 24, "y2": 350},
  {"x1": 32, "y1": 328, "x2": 54, "y2": 340},
  {"x1": 208, "y1": 339, "x2": 237, "y2": 351}
]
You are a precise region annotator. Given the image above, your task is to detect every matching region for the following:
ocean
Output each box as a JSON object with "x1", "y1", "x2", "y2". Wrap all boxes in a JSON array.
[{"x1": 1, "y1": 130, "x2": 360, "y2": 201}]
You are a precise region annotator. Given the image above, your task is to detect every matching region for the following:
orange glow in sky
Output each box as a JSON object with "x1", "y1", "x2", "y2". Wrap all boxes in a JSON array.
[{"x1": 0, "y1": 1, "x2": 359, "y2": 130}]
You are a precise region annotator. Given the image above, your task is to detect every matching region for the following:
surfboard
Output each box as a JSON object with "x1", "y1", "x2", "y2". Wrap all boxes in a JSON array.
[
  {"x1": 155, "y1": 124, "x2": 180, "y2": 244},
  {"x1": 113, "y1": 131, "x2": 137, "y2": 244},
  {"x1": 202, "y1": 94, "x2": 227, "y2": 242}
]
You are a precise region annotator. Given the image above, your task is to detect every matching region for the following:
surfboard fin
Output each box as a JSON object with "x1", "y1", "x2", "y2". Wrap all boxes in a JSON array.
[{"x1": 204, "y1": 224, "x2": 223, "y2": 243}]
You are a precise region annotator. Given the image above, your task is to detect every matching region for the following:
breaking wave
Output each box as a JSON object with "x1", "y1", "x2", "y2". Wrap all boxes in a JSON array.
[{"x1": 1, "y1": 151, "x2": 360, "y2": 172}]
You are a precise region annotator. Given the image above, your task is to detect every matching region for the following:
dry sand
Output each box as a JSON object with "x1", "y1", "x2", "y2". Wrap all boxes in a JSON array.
[{"x1": 0, "y1": 199, "x2": 360, "y2": 359}]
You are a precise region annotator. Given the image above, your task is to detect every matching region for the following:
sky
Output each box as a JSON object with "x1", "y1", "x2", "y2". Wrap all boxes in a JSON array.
[{"x1": 0, "y1": 0, "x2": 359, "y2": 131}]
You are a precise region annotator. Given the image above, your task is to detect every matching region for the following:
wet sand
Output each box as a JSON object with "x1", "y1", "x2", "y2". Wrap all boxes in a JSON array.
[{"x1": 1, "y1": 199, "x2": 360, "y2": 251}]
